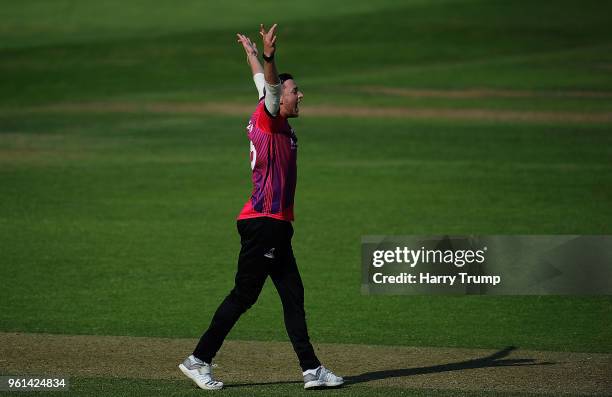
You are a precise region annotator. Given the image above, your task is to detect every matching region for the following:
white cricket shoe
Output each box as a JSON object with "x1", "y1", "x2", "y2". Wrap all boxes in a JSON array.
[
  {"x1": 303, "y1": 365, "x2": 344, "y2": 389},
  {"x1": 178, "y1": 355, "x2": 223, "y2": 390}
]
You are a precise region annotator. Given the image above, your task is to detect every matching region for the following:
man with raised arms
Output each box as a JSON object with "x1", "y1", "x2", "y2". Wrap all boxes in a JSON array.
[{"x1": 178, "y1": 24, "x2": 344, "y2": 391}]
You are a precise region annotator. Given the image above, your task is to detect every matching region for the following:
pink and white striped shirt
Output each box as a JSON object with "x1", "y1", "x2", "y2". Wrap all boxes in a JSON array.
[{"x1": 237, "y1": 99, "x2": 298, "y2": 222}]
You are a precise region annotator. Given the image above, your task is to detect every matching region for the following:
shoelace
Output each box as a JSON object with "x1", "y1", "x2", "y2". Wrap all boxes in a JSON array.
[
  {"x1": 319, "y1": 367, "x2": 339, "y2": 381},
  {"x1": 191, "y1": 361, "x2": 220, "y2": 379},
  {"x1": 192, "y1": 362, "x2": 219, "y2": 369}
]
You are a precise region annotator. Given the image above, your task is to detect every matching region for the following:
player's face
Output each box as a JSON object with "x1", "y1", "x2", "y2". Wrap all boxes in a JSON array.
[{"x1": 280, "y1": 79, "x2": 303, "y2": 118}]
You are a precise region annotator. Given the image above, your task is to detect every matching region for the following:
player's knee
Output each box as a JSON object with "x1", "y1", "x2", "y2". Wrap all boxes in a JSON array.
[{"x1": 229, "y1": 287, "x2": 260, "y2": 311}]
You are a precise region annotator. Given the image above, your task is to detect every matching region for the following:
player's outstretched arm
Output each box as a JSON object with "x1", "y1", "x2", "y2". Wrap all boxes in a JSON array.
[
  {"x1": 237, "y1": 33, "x2": 263, "y2": 76},
  {"x1": 237, "y1": 33, "x2": 265, "y2": 99},
  {"x1": 260, "y1": 23, "x2": 281, "y2": 116},
  {"x1": 260, "y1": 23, "x2": 279, "y2": 85}
]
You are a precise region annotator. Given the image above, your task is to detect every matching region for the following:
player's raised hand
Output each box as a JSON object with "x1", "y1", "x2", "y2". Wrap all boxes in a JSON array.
[
  {"x1": 236, "y1": 33, "x2": 258, "y2": 58},
  {"x1": 259, "y1": 23, "x2": 277, "y2": 57}
]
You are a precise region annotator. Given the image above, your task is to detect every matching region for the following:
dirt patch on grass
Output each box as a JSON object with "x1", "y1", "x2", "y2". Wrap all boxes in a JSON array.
[
  {"x1": 359, "y1": 86, "x2": 612, "y2": 99},
  {"x1": 5, "y1": 102, "x2": 612, "y2": 124},
  {"x1": 304, "y1": 105, "x2": 612, "y2": 123},
  {"x1": 1, "y1": 332, "x2": 610, "y2": 395},
  {"x1": 0, "y1": 133, "x2": 86, "y2": 164}
]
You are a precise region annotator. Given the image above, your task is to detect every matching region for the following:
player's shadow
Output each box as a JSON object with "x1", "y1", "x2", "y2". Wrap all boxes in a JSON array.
[
  {"x1": 224, "y1": 346, "x2": 554, "y2": 388},
  {"x1": 346, "y1": 345, "x2": 554, "y2": 385}
]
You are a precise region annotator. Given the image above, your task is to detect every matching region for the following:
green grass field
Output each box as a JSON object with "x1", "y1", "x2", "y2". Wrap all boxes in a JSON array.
[{"x1": 1, "y1": 1, "x2": 611, "y2": 396}]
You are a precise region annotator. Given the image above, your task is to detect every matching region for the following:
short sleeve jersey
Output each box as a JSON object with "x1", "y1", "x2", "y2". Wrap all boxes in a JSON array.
[{"x1": 237, "y1": 99, "x2": 298, "y2": 222}]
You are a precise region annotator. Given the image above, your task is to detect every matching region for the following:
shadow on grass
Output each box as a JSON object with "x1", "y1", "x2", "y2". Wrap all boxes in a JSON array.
[
  {"x1": 347, "y1": 346, "x2": 555, "y2": 385},
  {"x1": 225, "y1": 346, "x2": 554, "y2": 389}
]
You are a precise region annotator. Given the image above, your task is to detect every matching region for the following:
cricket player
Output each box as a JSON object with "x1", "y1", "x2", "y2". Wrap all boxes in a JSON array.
[{"x1": 178, "y1": 24, "x2": 344, "y2": 391}]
